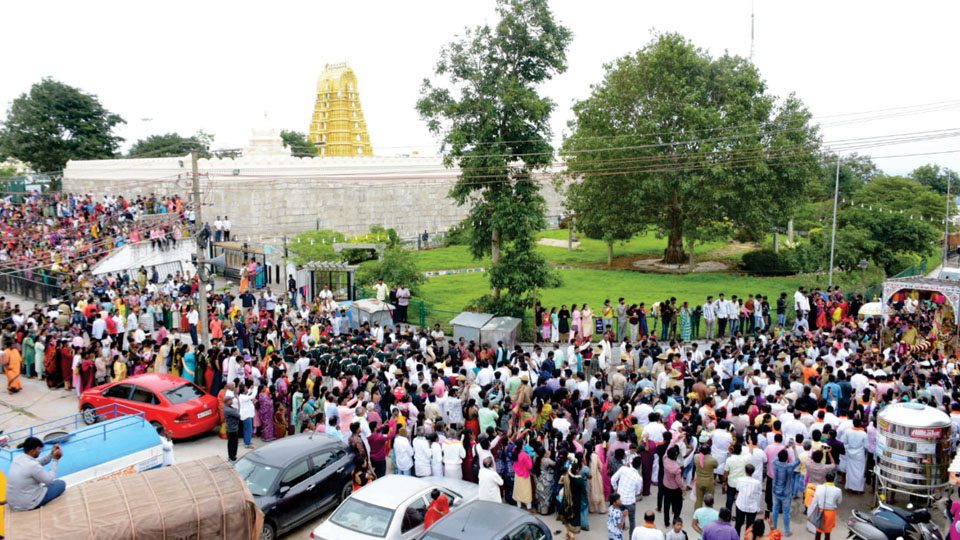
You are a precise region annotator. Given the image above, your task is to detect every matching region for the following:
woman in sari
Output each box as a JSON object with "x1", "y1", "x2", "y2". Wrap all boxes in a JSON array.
[
  {"x1": 44, "y1": 340, "x2": 61, "y2": 388},
  {"x1": 274, "y1": 401, "x2": 288, "y2": 439},
  {"x1": 550, "y1": 308, "x2": 560, "y2": 343},
  {"x1": 182, "y1": 346, "x2": 197, "y2": 384},
  {"x1": 541, "y1": 309, "x2": 551, "y2": 342},
  {"x1": 581, "y1": 304, "x2": 594, "y2": 341},
  {"x1": 257, "y1": 384, "x2": 276, "y2": 442},
  {"x1": 291, "y1": 382, "x2": 304, "y2": 434},
  {"x1": 239, "y1": 260, "x2": 249, "y2": 294},
  {"x1": 587, "y1": 445, "x2": 608, "y2": 514},
  {"x1": 4, "y1": 344, "x2": 22, "y2": 394},
  {"x1": 571, "y1": 304, "x2": 581, "y2": 338},
  {"x1": 534, "y1": 446, "x2": 555, "y2": 515},
  {"x1": 560, "y1": 461, "x2": 588, "y2": 539},
  {"x1": 680, "y1": 301, "x2": 692, "y2": 342}
]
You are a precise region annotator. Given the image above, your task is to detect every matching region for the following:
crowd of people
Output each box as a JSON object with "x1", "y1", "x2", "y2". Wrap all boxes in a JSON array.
[{"x1": 1, "y1": 192, "x2": 958, "y2": 540}]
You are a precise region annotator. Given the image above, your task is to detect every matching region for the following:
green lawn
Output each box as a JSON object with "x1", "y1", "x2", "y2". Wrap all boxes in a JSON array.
[
  {"x1": 413, "y1": 229, "x2": 742, "y2": 271},
  {"x1": 419, "y1": 269, "x2": 803, "y2": 314}
]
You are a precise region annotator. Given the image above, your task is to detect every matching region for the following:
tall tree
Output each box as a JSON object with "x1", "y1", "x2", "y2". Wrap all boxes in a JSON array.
[
  {"x1": 128, "y1": 132, "x2": 212, "y2": 158},
  {"x1": 563, "y1": 33, "x2": 821, "y2": 264},
  {"x1": 852, "y1": 175, "x2": 947, "y2": 222},
  {"x1": 910, "y1": 163, "x2": 960, "y2": 196},
  {"x1": 0, "y1": 78, "x2": 125, "y2": 172},
  {"x1": 417, "y1": 0, "x2": 571, "y2": 310},
  {"x1": 280, "y1": 130, "x2": 317, "y2": 157}
]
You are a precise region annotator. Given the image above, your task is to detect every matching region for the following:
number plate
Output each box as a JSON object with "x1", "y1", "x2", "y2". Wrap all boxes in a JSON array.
[{"x1": 197, "y1": 410, "x2": 213, "y2": 419}]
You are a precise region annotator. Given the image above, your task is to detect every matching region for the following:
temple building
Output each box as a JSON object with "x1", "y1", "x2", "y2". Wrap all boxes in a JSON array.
[{"x1": 308, "y1": 63, "x2": 373, "y2": 157}]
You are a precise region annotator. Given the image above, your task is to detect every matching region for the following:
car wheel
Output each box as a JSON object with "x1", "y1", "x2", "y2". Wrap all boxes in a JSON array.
[
  {"x1": 81, "y1": 404, "x2": 98, "y2": 425},
  {"x1": 259, "y1": 521, "x2": 276, "y2": 540},
  {"x1": 150, "y1": 420, "x2": 164, "y2": 433},
  {"x1": 339, "y1": 480, "x2": 352, "y2": 502}
]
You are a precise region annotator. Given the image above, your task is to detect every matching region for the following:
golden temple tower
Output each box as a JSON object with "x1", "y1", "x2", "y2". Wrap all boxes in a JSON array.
[{"x1": 308, "y1": 63, "x2": 373, "y2": 157}]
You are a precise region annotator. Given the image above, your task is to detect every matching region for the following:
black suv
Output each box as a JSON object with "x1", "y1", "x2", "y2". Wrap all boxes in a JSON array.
[{"x1": 234, "y1": 433, "x2": 354, "y2": 540}]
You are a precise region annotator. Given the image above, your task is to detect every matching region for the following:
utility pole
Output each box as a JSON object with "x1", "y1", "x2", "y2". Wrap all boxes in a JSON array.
[
  {"x1": 750, "y1": 0, "x2": 756, "y2": 63},
  {"x1": 282, "y1": 235, "x2": 289, "y2": 306},
  {"x1": 192, "y1": 151, "x2": 210, "y2": 348},
  {"x1": 944, "y1": 173, "x2": 952, "y2": 268},
  {"x1": 828, "y1": 155, "x2": 841, "y2": 287}
]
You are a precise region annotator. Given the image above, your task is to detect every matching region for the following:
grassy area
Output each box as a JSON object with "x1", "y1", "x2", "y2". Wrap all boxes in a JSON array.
[
  {"x1": 413, "y1": 229, "x2": 743, "y2": 271},
  {"x1": 419, "y1": 269, "x2": 803, "y2": 314}
]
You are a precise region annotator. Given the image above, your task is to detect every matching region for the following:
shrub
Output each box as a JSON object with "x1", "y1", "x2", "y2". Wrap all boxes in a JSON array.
[{"x1": 742, "y1": 249, "x2": 795, "y2": 276}]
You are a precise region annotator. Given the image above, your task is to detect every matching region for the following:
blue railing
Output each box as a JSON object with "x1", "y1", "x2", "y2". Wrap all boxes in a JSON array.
[{"x1": 1, "y1": 403, "x2": 147, "y2": 456}]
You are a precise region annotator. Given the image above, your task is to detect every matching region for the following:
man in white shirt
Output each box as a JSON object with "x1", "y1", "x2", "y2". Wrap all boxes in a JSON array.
[
  {"x1": 715, "y1": 294, "x2": 728, "y2": 337},
  {"x1": 223, "y1": 216, "x2": 231, "y2": 241},
  {"x1": 702, "y1": 296, "x2": 717, "y2": 339},
  {"x1": 478, "y1": 458, "x2": 503, "y2": 502},
  {"x1": 611, "y1": 456, "x2": 644, "y2": 539},
  {"x1": 794, "y1": 287, "x2": 810, "y2": 318},
  {"x1": 632, "y1": 511, "x2": 665, "y2": 540},
  {"x1": 373, "y1": 279, "x2": 389, "y2": 302},
  {"x1": 214, "y1": 216, "x2": 223, "y2": 242},
  {"x1": 734, "y1": 464, "x2": 763, "y2": 535},
  {"x1": 7, "y1": 437, "x2": 65, "y2": 511}
]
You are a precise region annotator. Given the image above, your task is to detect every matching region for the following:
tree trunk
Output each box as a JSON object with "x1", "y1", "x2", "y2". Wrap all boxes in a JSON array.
[
  {"x1": 663, "y1": 226, "x2": 686, "y2": 264},
  {"x1": 607, "y1": 242, "x2": 613, "y2": 267},
  {"x1": 688, "y1": 236, "x2": 696, "y2": 273},
  {"x1": 491, "y1": 227, "x2": 501, "y2": 298}
]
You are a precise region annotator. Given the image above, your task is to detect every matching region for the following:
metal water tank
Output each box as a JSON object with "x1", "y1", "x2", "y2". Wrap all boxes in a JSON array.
[{"x1": 876, "y1": 402, "x2": 952, "y2": 503}]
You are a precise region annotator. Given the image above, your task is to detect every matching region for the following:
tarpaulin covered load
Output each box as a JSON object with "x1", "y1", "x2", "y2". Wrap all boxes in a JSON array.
[{"x1": 9, "y1": 455, "x2": 263, "y2": 540}]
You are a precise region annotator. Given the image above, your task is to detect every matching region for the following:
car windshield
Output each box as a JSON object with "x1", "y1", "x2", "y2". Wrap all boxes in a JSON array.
[
  {"x1": 234, "y1": 458, "x2": 281, "y2": 496},
  {"x1": 163, "y1": 383, "x2": 205, "y2": 405},
  {"x1": 330, "y1": 498, "x2": 395, "y2": 537}
]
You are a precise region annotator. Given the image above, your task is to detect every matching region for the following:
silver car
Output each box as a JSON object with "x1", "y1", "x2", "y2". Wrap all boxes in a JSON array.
[{"x1": 310, "y1": 475, "x2": 479, "y2": 540}]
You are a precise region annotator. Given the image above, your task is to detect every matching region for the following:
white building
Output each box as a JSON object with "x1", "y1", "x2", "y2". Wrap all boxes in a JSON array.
[{"x1": 64, "y1": 119, "x2": 565, "y2": 240}]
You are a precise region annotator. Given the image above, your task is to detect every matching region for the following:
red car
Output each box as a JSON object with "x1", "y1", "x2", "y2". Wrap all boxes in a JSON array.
[{"x1": 79, "y1": 374, "x2": 219, "y2": 439}]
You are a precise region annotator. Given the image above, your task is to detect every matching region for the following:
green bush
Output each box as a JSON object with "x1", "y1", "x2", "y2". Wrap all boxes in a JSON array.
[
  {"x1": 444, "y1": 220, "x2": 473, "y2": 246},
  {"x1": 742, "y1": 249, "x2": 795, "y2": 276},
  {"x1": 782, "y1": 244, "x2": 822, "y2": 274}
]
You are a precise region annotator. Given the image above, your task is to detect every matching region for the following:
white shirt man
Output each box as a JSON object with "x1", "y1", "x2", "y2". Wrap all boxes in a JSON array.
[
  {"x1": 794, "y1": 289, "x2": 810, "y2": 314},
  {"x1": 610, "y1": 460, "x2": 643, "y2": 505},
  {"x1": 373, "y1": 280, "x2": 389, "y2": 301},
  {"x1": 478, "y1": 462, "x2": 504, "y2": 503},
  {"x1": 214, "y1": 218, "x2": 223, "y2": 234}
]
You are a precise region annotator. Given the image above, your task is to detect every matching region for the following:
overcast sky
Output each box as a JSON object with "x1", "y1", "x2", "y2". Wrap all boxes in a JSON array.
[{"x1": 3, "y1": 0, "x2": 959, "y2": 174}]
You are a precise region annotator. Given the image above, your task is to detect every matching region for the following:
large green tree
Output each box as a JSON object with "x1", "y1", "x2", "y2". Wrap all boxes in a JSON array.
[
  {"x1": 910, "y1": 163, "x2": 960, "y2": 196},
  {"x1": 128, "y1": 131, "x2": 212, "y2": 158},
  {"x1": 280, "y1": 130, "x2": 317, "y2": 157},
  {"x1": 0, "y1": 78, "x2": 125, "y2": 171},
  {"x1": 416, "y1": 0, "x2": 571, "y2": 312},
  {"x1": 563, "y1": 33, "x2": 821, "y2": 264},
  {"x1": 852, "y1": 175, "x2": 947, "y2": 222}
]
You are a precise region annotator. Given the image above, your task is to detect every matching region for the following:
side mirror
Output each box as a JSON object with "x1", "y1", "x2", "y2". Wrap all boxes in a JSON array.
[
  {"x1": 907, "y1": 503, "x2": 915, "y2": 510},
  {"x1": 279, "y1": 485, "x2": 291, "y2": 496}
]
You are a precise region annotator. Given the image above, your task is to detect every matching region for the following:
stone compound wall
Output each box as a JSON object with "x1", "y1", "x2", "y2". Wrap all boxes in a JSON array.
[{"x1": 64, "y1": 155, "x2": 567, "y2": 240}]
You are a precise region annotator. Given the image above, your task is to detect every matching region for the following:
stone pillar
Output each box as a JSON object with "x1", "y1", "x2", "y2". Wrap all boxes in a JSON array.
[
  {"x1": 774, "y1": 231, "x2": 780, "y2": 253},
  {"x1": 787, "y1": 219, "x2": 794, "y2": 243}
]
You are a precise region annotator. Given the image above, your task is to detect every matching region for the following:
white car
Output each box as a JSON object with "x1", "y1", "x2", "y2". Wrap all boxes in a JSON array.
[{"x1": 310, "y1": 475, "x2": 479, "y2": 540}]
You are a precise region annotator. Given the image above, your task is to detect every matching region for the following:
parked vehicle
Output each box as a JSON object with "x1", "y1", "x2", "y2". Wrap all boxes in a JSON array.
[
  {"x1": 0, "y1": 404, "x2": 164, "y2": 487},
  {"x1": 847, "y1": 501, "x2": 943, "y2": 540},
  {"x1": 235, "y1": 433, "x2": 354, "y2": 540},
  {"x1": 79, "y1": 373, "x2": 218, "y2": 439},
  {"x1": 418, "y1": 500, "x2": 551, "y2": 540},
  {"x1": 310, "y1": 475, "x2": 478, "y2": 540}
]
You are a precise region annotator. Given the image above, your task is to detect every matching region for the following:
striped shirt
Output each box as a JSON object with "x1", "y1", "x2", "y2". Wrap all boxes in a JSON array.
[{"x1": 735, "y1": 476, "x2": 763, "y2": 514}]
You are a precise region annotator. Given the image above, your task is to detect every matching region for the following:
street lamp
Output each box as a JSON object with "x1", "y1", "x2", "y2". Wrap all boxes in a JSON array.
[{"x1": 858, "y1": 259, "x2": 869, "y2": 299}]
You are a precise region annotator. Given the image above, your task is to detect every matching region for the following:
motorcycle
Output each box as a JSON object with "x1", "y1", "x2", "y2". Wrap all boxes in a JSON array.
[{"x1": 847, "y1": 502, "x2": 943, "y2": 540}]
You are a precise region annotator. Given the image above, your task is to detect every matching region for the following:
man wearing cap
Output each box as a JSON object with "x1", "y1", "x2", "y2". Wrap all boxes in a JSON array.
[{"x1": 8, "y1": 438, "x2": 65, "y2": 511}]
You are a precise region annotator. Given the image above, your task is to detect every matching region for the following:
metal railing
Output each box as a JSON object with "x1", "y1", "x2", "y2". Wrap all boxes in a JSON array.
[
  {"x1": 0, "y1": 404, "x2": 148, "y2": 463},
  {"x1": 0, "y1": 269, "x2": 66, "y2": 303}
]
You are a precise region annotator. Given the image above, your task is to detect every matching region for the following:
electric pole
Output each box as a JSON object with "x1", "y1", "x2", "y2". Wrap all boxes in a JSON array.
[
  {"x1": 192, "y1": 150, "x2": 210, "y2": 348},
  {"x1": 828, "y1": 155, "x2": 841, "y2": 287},
  {"x1": 282, "y1": 235, "x2": 289, "y2": 306}
]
